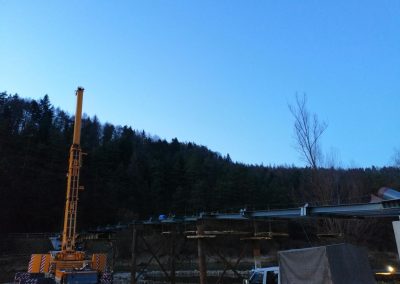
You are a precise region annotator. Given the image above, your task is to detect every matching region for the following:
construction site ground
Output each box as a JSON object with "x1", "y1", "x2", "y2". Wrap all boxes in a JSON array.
[{"x1": 2, "y1": 233, "x2": 400, "y2": 283}]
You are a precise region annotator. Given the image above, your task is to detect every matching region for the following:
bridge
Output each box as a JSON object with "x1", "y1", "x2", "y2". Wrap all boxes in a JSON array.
[{"x1": 78, "y1": 188, "x2": 400, "y2": 284}]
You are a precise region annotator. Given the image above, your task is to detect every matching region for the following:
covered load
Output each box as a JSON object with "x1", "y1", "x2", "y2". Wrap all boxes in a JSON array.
[{"x1": 278, "y1": 243, "x2": 375, "y2": 284}]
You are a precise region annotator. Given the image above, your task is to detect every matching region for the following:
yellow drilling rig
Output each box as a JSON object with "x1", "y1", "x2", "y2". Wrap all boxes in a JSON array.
[{"x1": 15, "y1": 88, "x2": 111, "y2": 283}]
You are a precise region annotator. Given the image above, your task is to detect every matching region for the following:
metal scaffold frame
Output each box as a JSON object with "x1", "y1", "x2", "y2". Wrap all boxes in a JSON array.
[{"x1": 84, "y1": 197, "x2": 400, "y2": 284}]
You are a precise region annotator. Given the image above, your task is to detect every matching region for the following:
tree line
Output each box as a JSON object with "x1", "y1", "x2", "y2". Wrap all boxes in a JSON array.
[{"x1": 1, "y1": 92, "x2": 400, "y2": 235}]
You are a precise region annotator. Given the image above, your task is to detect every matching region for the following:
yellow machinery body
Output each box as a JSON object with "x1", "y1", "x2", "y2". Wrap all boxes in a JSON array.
[
  {"x1": 27, "y1": 252, "x2": 107, "y2": 273},
  {"x1": 28, "y1": 254, "x2": 51, "y2": 273},
  {"x1": 24, "y1": 87, "x2": 110, "y2": 282}
]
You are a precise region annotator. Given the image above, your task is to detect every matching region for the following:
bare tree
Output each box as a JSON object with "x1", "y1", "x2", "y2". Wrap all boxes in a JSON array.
[
  {"x1": 289, "y1": 94, "x2": 377, "y2": 240},
  {"x1": 288, "y1": 94, "x2": 331, "y2": 205},
  {"x1": 392, "y1": 149, "x2": 400, "y2": 167},
  {"x1": 289, "y1": 94, "x2": 328, "y2": 169}
]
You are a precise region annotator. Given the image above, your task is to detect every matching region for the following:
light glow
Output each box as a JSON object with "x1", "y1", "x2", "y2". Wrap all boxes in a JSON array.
[{"x1": 387, "y1": 265, "x2": 395, "y2": 273}]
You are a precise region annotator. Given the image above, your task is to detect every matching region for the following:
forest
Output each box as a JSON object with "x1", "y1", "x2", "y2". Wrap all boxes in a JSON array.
[{"x1": 1, "y1": 92, "x2": 400, "y2": 237}]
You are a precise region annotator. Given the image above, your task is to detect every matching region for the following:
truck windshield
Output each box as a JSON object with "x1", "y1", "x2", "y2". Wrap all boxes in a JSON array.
[
  {"x1": 266, "y1": 271, "x2": 278, "y2": 284},
  {"x1": 249, "y1": 272, "x2": 264, "y2": 284}
]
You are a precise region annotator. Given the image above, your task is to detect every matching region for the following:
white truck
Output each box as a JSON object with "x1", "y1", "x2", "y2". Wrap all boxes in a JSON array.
[
  {"x1": 243, "y1": 243, "x2": 376, "y2": 284},
  {"x1": 243, "y1": 266, "x2": 280, "y2": 284}
]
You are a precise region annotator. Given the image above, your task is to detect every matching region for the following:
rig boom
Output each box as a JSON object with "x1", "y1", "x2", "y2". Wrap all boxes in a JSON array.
[
  {"x1": 18, "y1": 87, "x2": 111, "y2": 283},
  {"x1": 62, "y1": 87, "x2": 84, "y2": 252}
]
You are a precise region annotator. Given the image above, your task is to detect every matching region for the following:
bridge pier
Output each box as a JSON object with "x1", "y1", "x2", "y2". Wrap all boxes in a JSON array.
[
  {"x1": 130, "y1": 224, "x2": 138, "y2": 284},
  {"x1": 197, "y1": 223, "x2": 207, "y2": 284}
]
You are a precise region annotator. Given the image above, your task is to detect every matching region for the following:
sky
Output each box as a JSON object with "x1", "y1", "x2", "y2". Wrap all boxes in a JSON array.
[{"x1": 1, "y1": 1, "x2": 399, "y2": 168}]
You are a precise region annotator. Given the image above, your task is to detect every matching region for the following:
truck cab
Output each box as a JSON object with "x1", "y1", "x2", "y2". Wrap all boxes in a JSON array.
[{"x1": 244, "y1": 267, "x2": 280, "y2": 284}]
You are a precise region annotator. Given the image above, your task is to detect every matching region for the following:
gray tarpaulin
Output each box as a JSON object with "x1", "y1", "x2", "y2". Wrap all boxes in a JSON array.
[{"x1": 278, "y1": 243, "x2": 376, "y2": 284}]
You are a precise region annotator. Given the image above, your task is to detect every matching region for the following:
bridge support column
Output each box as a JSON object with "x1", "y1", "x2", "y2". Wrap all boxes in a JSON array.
[
  {"x1": 197, "y1": 223, "x2": 207, "y2": 284},
  {"x1": 170, "y1": 229, "x2": 176, "y2": 284},
  {"x1": 252, "y1": 240, "x2": 261, "y2": 268},
  {"x1": 131, "y1": 224, "x2": 138, "y2": 284}
]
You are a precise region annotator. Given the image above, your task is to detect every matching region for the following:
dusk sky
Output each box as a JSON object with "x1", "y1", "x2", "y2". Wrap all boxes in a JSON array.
[{"x1": 1, "y1": 1, "x2": 399, "y2": 168}]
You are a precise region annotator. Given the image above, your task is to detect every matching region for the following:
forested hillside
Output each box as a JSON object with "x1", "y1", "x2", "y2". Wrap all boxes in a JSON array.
[{"x1": 1, "y1": 92, "x2": 400, "y2": 234}]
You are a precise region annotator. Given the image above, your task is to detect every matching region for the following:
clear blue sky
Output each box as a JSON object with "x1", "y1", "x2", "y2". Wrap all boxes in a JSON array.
[{"x1": 1, "y1": 1, "x2": 399, "y2": 168}]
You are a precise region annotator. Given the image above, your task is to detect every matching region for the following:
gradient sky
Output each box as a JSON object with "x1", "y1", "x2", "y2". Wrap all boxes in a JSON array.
[{"x1": 1, "y1": 1, "x2": 399, "y2": 168}]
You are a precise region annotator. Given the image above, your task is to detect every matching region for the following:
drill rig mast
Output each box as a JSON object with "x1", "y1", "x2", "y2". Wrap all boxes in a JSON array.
[
  {"x1": 62, "y1": 86, "x2": 84, "y2": 254},
  {"x1": 17, "y1": 87, "x2": 111, "y2": 283}
]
